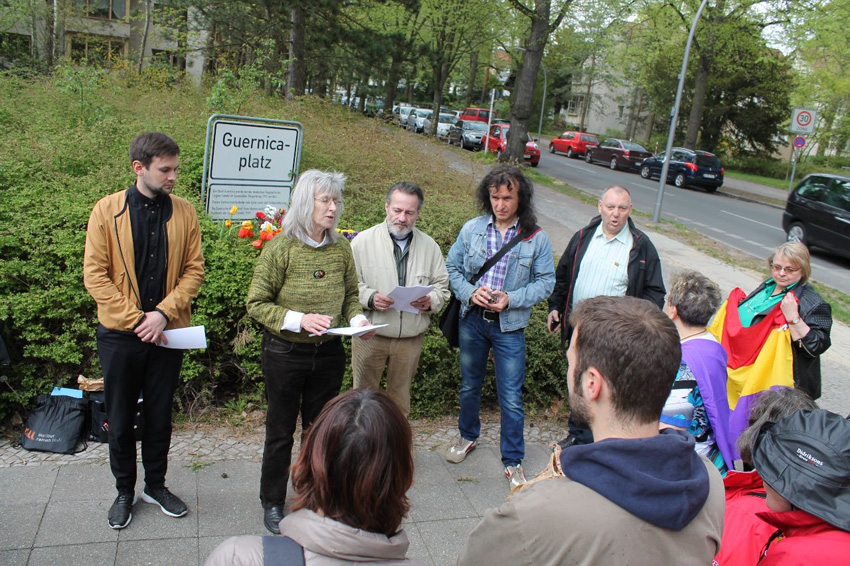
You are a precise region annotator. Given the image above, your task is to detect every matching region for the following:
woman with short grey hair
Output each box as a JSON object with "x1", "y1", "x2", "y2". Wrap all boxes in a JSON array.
[
  {"x1": 246, "y1": 169, "x2": 373, "y2": 535},
  {"x1": 662, "y1": 270, "x2": 733, "y2": 474}
]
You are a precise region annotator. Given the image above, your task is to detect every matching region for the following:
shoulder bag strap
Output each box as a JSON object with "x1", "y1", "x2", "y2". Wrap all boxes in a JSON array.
[
  {"x1": 263, "y1": 535, "x2": 305, "y2": 565},
  {"x1": 470, "y1": 225, "x2": 539, "y2": 285}
]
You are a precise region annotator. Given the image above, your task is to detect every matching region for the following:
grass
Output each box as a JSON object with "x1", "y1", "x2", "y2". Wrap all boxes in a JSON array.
[{"x1": 725, "y1": 171, "x2": 790, "y2": 190}]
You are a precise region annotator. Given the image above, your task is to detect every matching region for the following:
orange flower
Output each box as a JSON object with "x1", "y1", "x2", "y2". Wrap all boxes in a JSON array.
[
  {"x1": 260, "y1": 230, "x2": 273, "y2": 241},
  {"x1": 252, "y1": 240, "x2": 263, "y2": 248},
  {"x1": 238, "y1": 227, "x2": 254, "y2": 239},
  {"x1": 224, "y1": 219, "x2": 232, "y2": 228}
]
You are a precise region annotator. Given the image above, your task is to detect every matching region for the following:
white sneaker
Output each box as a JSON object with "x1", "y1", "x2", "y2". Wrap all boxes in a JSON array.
[
  {"x1": 446, "y1": 438, "x2": 476, "y2": 463},
  {"x1": 505, "y1": 464, "x2": 527, "y2": 488}
]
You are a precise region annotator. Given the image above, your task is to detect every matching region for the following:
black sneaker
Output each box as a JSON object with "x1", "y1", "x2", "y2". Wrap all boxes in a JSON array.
[
  {"x1": 141, "y1": 485, "x2": 188, "y2": 518},
  {"x1": 108, "y1": 490, "x2": 137, "y2": 529}
]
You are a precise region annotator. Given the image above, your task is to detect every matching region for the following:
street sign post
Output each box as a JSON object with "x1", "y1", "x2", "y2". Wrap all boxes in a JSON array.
[
  {"x1": 790, "y1": 108, "x2": 817, "y2": 135},
  {"x1": 201, "y1": 115, "x2": 304, "y2": 220},
  {"x1": 793, "y1": 136, "x2": 806, "y2": 149}
]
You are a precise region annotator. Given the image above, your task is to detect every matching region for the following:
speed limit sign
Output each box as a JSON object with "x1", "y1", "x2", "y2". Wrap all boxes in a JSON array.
[{"x1": 790, "y1": 107, "x2": 817, "y2": 134}]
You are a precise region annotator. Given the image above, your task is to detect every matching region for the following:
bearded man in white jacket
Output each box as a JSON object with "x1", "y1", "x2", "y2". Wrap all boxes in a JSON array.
[{"x1": 350, "y1": 182, "x2": 450, "y2": 416}]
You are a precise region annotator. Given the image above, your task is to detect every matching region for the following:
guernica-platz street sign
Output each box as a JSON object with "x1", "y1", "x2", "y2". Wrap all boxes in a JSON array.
[{"x1": 202, "y1": 115, "x2": 304, "y2": 220}]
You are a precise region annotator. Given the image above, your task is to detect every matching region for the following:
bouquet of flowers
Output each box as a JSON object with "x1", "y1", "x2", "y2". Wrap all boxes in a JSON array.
[{"x1": 225, "y1": 205, "x2": 286, "y2": 249}]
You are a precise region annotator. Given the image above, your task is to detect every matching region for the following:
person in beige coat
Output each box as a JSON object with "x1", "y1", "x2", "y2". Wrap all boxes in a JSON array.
[
  {"x1": 350, "y1": 182, "x2": 450, "y2": 416},
  {"x1": 458, "y1": 296, "x2": 725, "y2": 566},
  {"x1": 204, "y1": 389, "x2": 424, "y2": 566}
]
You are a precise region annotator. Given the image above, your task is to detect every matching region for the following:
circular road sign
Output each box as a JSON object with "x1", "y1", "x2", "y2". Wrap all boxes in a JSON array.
[
  {"x1": 795, "y1": 111, "x2": 813, "y2": 129},
  {"x1": 793, "y1": 136, "x2": 806, "y2": 149}
]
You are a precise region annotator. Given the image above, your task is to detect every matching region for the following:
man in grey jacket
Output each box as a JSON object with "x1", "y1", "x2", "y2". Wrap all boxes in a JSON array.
[
  {"x1": 351, "y1": 182, "x2": 450, "y2": 416},
  {"x1": 458, "y1": 296, "x2": 724, "y2": 566}
]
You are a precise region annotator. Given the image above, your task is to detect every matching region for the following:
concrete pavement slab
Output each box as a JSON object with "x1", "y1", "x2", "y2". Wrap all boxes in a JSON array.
[
  {"x1": 408, "y1": 480, "x2": 478, "y2": 523},
  {"x1": 34, "y1": 499, "x2": 119, "y2": 547},
  {"x1": 0, "y1": 502, "x2": 46, "y2": 550},
  {"x1": 456, "y1": 478, "x2": 510, "y2": 516},
  {"x1": 51, "y1": 463, "x2": 117, "y2": 502},
  {"x1": 196, "y1": 461, "x2": 266, "y2": 538},
  {"x1": 403, "y1": 522, "x2": 436, "y2": 566},
  {"x1": 0, "y1": 465, "x2": 57, "y2": 505},
  {"x1": 116, "y1": 537, "x2": 198, "y2": 566},
  {"x1": 26, "y1": 542, "x2": 115, "y2": 566},
  {"x1": 414, "y1": 517, "x2": 482, "y2": 566},
  {"x1": 412, "y1": 449, "x2": 457, "y2": 485},
  {"x1": 0, "y1": 548, "x2": 30, "y2": 565}
]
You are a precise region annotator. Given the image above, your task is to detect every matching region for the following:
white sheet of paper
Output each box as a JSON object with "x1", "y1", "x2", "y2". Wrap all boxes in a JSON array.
[
  {"x1": 387, "y1": 285, "x2": 434, "y2": 314},
  {"x1": 160, "y1": 325, "x2": 207, "y2": 349},
  {"x1": 310, "y1": 324, "x2": 388, "y2": 338}
]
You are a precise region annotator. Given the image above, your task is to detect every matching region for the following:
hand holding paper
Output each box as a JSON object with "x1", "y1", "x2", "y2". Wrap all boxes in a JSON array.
[
  {"x1": 159, "y1": 325, "x2": 207, "y2": 349},
  {"x1": 386, "y1": 285, "x2": 434, "y2": 314},
  {"x1": 310, "y1": 324, "x2": 388, "y2": 338}
]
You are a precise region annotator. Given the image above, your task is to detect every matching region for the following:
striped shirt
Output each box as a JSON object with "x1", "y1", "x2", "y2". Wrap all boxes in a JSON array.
[
  {"x1": 479, "y1": 216, "x2": 518, "y2": 292},
  {"x1": 571, "y1": 223, "x2": 632, "y2": 307}
]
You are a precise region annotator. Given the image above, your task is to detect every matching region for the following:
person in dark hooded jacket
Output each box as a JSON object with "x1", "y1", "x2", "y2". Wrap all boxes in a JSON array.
[{"x1": 458, "y1": 296, "x2": 724, "y2": 566}]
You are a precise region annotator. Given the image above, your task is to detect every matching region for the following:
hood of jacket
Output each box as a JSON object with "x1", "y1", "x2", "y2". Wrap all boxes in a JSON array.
[
  {"x1": 281, "y1": 509, "x2": 410, "y2": 562},
  {"x1": 560, "y1": 428, "x2": 711, "y2": 531}
]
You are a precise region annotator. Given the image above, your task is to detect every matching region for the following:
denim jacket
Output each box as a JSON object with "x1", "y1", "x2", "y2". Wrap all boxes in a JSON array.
[{"x1": 446, "y1": 215, "x2": 555, "y2": 332}]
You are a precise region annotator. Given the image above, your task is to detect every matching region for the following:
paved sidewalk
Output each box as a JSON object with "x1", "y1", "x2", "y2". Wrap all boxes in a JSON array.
[{"x1": 0, "y1": 419, "x2": 564, "y2": 566}]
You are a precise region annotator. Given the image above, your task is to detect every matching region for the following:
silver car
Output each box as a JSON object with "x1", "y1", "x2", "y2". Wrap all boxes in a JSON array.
[
  {"x1": 423, "y1": 113, "x2": 457, "y2": 138},
  {"x1": 397, "y1": 106, "x2": 415, "y2": 127}
]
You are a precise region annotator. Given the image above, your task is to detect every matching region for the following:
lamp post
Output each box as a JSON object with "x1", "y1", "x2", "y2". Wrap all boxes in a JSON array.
[
  {"x1": 538, "y1": 62, "x2": 547, "y2": 141},
  {"x1": 652, "y1": 0, "x2": 710, "y2": 223}
]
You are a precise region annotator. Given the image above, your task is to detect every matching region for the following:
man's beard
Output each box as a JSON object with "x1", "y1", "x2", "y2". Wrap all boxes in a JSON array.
[
  {"x1": 387, "y1": 218, "x2": 412, "y2": 238},
  {"x1": 568, "y1": 384, "x2": 591, "y2": 429}
]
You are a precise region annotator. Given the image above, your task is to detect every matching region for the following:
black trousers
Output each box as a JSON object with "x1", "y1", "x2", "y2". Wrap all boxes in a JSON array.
[
  {"x1": 97, "y1": 325, "x2": 183, "y2": 492},
  {"x1": 260, "y1": 332, "x2": 345, "y2": 508}
]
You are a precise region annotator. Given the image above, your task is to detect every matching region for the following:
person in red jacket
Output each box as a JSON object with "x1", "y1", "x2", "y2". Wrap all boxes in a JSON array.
[
  {"x1": 751, "y1": 409, "x2": 850, "y2": 565},
  {"x1": 713, "y1": 387, "x2": 817, "y2": 566}
]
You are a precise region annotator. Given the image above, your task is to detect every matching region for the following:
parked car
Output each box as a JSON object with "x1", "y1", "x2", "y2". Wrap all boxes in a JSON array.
[
  {"x1": 483, "y1": 124, "x2": 540, "y2": 167},
  {"x1": 406, "y1": 109, "x2": 432, "y2": 133},
  {"x1": 459, "y1": 107, "x2": 495, "y2": 123},
  {"x1": 423, "y1": 113, "x2": 457, "y2": 138},
  {"x1": 782, "y1": 173, "x2": 850, "y2": 258},
  {"x1": 585, "y1": 138, "x2": 652, "y2": 171},
  {"x1": 448, "y1": 120, "x2": 489, "y2": 150},
  {"x1": 549, "y1": 131, "x2": 599, "y2": 158},
  {"x1": 639, "y1": 148, "x2": 725, "y2": 192},
  {"x1": 397, "y1": 106, "x2": 415, "y2": 127}
]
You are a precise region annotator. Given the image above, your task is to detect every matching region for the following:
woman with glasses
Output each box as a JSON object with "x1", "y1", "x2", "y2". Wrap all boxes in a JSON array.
[
  {"x1": 737, "y1": 242, "x2": 832, "y2": 400},
  {"x1": 246, "y1": 169, "x2": 374, "y2": 535}
]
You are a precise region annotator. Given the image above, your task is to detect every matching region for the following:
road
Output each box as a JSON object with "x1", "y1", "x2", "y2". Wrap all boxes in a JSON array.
[{"x1": 535, "y1": 149, "x2": 850, "y2": 294}]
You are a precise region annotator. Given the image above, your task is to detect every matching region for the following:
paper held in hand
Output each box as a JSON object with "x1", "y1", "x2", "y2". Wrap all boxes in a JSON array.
[
  {"x1": 387, "y1": 285, "x2": 434, "y2": 313},
  {"x1": 310, "y1": 324, "x2": 388, "y2": 338},
  {"x1": 160, "y1": 325, "x2": 208, "y2": 349}
]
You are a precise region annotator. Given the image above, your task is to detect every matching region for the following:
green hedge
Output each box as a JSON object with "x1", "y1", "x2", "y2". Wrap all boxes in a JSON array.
[{"x1": 0, "y1": 70, "x2": 567, "y2": 421}]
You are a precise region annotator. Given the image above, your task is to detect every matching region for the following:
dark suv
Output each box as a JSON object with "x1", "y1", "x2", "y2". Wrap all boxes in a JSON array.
[
  {"x1": 639, "y1": 148, "x2": 724, "y2": 192},
  {"x1": 782, "y1": 173, "x2": 850, "y2": 258}
]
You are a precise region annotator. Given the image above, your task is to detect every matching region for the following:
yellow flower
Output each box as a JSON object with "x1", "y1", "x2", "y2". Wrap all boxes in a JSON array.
[
  {"x1": 242, "y1": 220, "x2": 254, "y2": 229},
  {"x1": 224, "y1": 219, "x2": 232, "y2": 228},
  {"x1": 230, "y1": 205, "x2": 238, "y2": 215}
]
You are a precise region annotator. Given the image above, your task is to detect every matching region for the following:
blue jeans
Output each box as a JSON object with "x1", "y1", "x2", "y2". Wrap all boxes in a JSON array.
[{"x1": 458, "y1": 312, "x2": 526, "y2": 466}]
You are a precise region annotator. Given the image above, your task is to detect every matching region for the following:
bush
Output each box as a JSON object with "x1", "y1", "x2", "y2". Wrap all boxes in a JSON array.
[{"x1": 0, "y1": 71, "x2": 568, "y2": 422}]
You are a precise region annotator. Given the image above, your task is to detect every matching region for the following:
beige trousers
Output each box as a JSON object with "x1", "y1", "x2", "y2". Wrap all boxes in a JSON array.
[{"x1": 351, "y1": 333, "x2": 426, "y2": 416}]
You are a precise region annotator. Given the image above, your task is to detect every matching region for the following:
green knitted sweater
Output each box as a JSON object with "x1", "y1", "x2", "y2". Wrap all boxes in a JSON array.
[{"x1": 245, "y1": 234, "x2": 362, "y2": 343}]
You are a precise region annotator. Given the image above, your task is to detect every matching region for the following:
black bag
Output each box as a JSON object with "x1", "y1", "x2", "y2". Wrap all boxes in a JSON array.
[
  {"x1": 87, "y1": 391, "x2": 145, "y2": 443},
  {"x1": 438, "y1": 297, "x2": 462, "y2": 348},
  {"x1": 439, "y1": 227, "x2": 538, "y2": 348},
  {"x1": 20, "y1": 394, "x2": 88, "y2": 454}
]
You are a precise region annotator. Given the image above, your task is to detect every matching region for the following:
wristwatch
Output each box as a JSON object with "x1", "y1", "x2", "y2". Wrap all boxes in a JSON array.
[{"x1": 790, "y1": 316, "x2": 802, "y2": 325}]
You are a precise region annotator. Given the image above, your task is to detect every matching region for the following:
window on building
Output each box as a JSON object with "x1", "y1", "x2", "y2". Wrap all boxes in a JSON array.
[
  {"x1": 617, "y1": 105, "x2": 626, "y2": 119},
  {"x1": 566, "y1": 95, "x2": 585, "y2": 116},
  {"x1": 0, "y1": 33, "x2": 31, "y2": 66},
  {"x1": 75, "y1": 0, "x2": 127, "y2": 21},
  {"x1": 151, "y1": 49, "x2": 185, "y2": 71},
  {"x1": 69, "y1": 35, "x2": 125, "y2": 65}
]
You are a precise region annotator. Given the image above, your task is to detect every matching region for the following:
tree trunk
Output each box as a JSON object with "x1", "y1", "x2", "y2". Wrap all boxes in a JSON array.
[
  {"x1": 506, "y1": 11, "x2": 549, "y2": 163},
  {"x1": 684, "y1": 52, "x2": 710, "y2": 149},
  {"x1": 579, "y1": 55, "x2": 595, "y2": 133},
  {"x1": 466, "y1": 50, "x2": 479, "y2": 106},
  {"x1": 383, "y1": 54, "x2": 402, "y2": 113},
  {"x1": 138, "y1": 0, "x2": 152, "y2": 74},
  {"x1": 287, "y1": 5, "x2": 306, "y2": 98}
]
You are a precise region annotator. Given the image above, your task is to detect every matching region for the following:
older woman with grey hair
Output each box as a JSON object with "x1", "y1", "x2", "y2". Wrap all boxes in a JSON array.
[
  {"x1": 246, "y1": 169, "x2": 374, "y2": 535},
  {"x1": 662, "y1": 270, "x2": 732, "y2": 474}
]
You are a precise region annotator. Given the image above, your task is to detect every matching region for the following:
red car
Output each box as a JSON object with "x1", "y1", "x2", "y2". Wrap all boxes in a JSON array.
[
  {"x1": 549, "y1": 131, "x2": 599, "y2": 158},
  {"x1": 484, "y1": 124, "x2": 541, "y2": 167}
]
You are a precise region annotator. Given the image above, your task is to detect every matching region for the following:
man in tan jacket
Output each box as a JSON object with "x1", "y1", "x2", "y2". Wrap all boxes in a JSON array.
[
  {"x1": 84, "y1": 132, "x2": 204, "y2": 530},
  {"x1": 350, "y1": 182, "x2": 450, "y2": 416}
]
